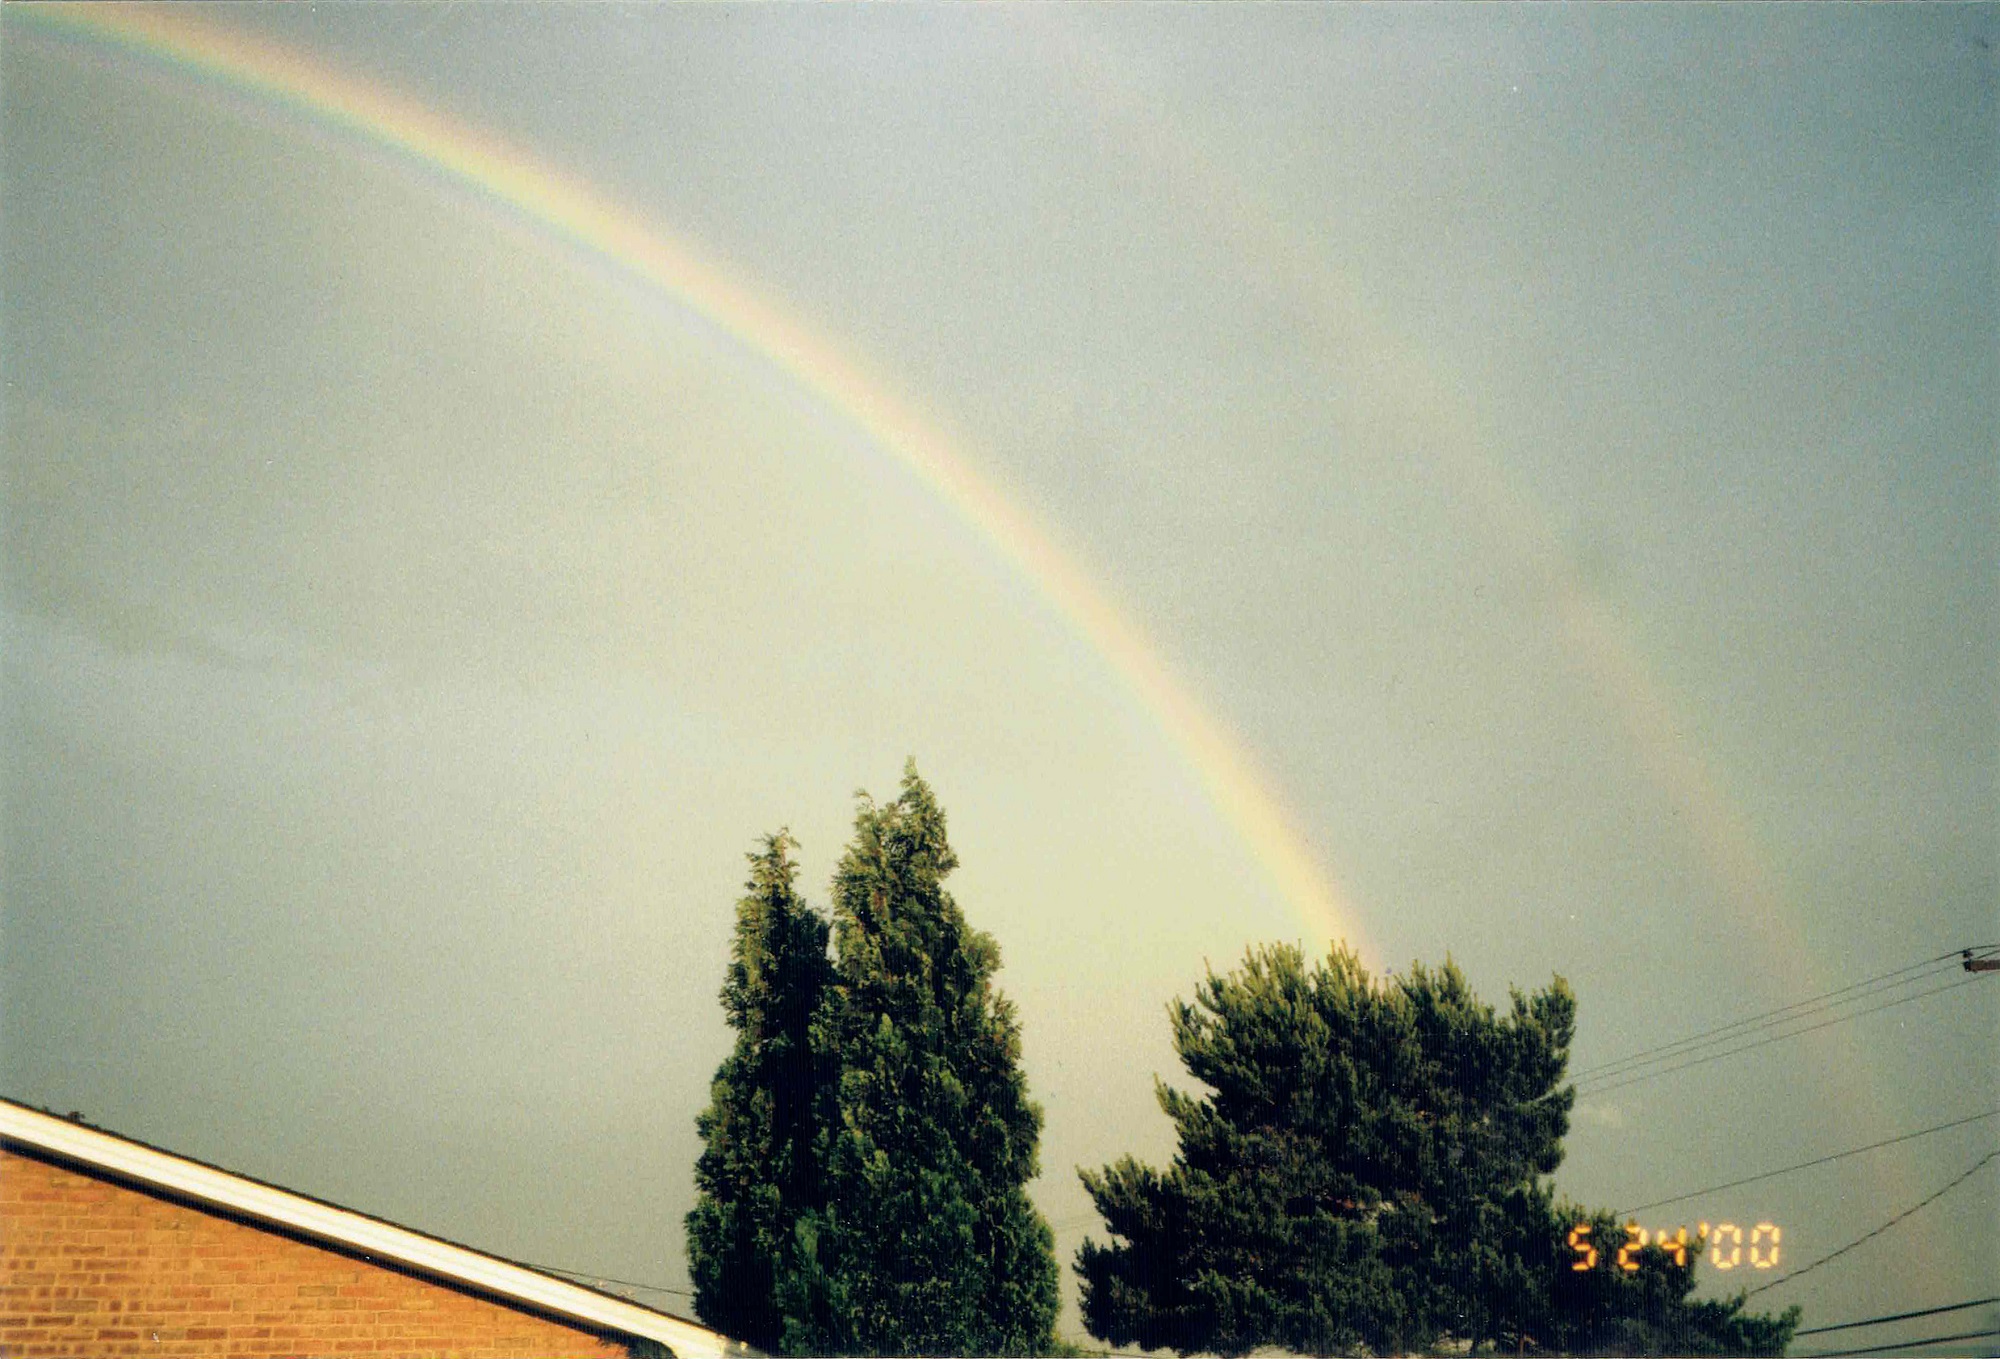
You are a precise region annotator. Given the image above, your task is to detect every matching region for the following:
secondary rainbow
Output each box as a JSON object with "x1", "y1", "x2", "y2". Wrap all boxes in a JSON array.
[
  {"x1": 1030, "y1": 20, "x2": 1937, "y2": 1253},
  {"x1": 19, "y1": 2, "x2": 1371, "y2": 961}
]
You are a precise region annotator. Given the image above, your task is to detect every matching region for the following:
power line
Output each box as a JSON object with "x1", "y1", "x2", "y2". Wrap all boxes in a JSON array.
[
  {"x1": 1576, "y1": 964, "x2": 1994, "y2": 1094},
  {"x1": 1796, "y1": 1296, "x2": 2000, "y2": 1338},
  {"x1": 1574, "y1": 972, "x2": 1992, "y2": 1098},
  {"x1": 1556, "y1": 944, "x2": 1995, "y2": 1098},
  {"x1": 1744, "y1": 1148, "x2": 1999, "y2": 1298},
  {"x1": 1797, "y1": 1326, "x2": 2000, "y2": 1358},
  {"x1": 1616, "y1": 1107, "x2": 2000, "y2": 1215},
  {"x1": 1570, "y1": 946, "x2": 1992, "y2": 1081},
  {"x1": 535, "y1": 1262, "x2": 694, "y2": 1300},
  {"x1": 1570, "y1": 948, "x2": 1986, "y2": 1083}
]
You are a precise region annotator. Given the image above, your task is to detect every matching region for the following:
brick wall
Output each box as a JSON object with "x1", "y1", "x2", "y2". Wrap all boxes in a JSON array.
[{"x1": 0, "y1": 1146, "x2": 638, "y2": 1358}]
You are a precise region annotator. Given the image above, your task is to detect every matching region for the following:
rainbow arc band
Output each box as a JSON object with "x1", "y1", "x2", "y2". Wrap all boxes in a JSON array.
[{"x1": 13, "y1": 2, "x2": 1369, "y2": 962}]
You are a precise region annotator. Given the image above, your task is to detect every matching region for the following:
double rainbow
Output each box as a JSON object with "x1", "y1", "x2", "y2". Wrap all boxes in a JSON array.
[{"x1": 21, "y1": 6, "x2": 1944, "y2": 1269}]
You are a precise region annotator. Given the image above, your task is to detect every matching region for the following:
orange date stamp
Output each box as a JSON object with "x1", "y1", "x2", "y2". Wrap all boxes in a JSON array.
[{"x1": 1567, "y1": 1221, "x2": 1781, "y2": 1272}]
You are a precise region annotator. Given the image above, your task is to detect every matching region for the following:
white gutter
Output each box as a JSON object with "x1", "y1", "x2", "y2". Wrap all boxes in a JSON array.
[{"x1": 0, "y1": 1100, "x2": 749, "y2": 1359}]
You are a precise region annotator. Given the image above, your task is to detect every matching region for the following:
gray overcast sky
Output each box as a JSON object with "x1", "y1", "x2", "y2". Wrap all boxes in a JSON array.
[{"x1": 3, "y1": 2, "x2": 1994, "y2": 1344}]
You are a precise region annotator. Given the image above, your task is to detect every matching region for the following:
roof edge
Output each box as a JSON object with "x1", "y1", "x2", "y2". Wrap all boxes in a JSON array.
[{"x1": 0, "y1": 1099, "x2": 746, "y2": 1359}]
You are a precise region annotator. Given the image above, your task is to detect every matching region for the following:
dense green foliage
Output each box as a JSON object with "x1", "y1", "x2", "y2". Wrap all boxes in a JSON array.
[
  {"x1": 686, "y1": 833, "x2": 836, "y2": 1354},
  {"x1": 1075, "y1": 943, "x2": 1798, "y2": 1356},
  {"x1": 686, "y1": 765, "x2": 1060, "y2": 1356},
  {"x1": 807, "y1": 764, "x2": 1060, "y2": 1355}
]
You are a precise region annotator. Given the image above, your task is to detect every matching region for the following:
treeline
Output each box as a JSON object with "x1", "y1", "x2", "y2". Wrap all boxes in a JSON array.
[{"x1": 686, "y1": 764, "x2": 1801, "y2": 1357}]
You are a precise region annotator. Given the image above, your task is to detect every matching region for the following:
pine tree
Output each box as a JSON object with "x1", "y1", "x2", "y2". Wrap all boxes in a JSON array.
[
  {"x1": 1076, "y1": 943, "x2": 1797, "y2": 1355},
  {"x1": 686, "y1": 832, "x2": 837, "y2": 1355},
  {"x1": 803, "y1": 761, "x2": 1061, "y2": 1356}
]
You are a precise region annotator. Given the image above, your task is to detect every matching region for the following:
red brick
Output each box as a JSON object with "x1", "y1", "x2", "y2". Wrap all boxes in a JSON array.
[{"x1": 1, "y1": 1149, "x2": 633, "y2": 1358}]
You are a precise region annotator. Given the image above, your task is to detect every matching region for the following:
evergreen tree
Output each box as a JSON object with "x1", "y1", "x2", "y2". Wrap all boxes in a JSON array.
[
  {"x1": 686, "y1": 833, "x2": 837, "y2": 1355},
  {"x1": 1076, "y1": 943, "x2": 1798, "y2": 1356},
  {"x1": 803, "y1": 761, "x2": 1061, "y2": 1356}
]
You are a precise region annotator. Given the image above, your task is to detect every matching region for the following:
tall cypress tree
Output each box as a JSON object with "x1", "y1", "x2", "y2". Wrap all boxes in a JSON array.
[
  {"x1": 686, "y1": 832, "x2": 836, "y2": 1355},
  {"x1": 808, "y1": 761, "x2": 1061, "y2": 1356}
]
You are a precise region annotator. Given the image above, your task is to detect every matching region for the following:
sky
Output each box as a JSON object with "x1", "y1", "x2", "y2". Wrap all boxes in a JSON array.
[{"x1": 3, "y1": 2, "x2": 1995, "y2": 1348}]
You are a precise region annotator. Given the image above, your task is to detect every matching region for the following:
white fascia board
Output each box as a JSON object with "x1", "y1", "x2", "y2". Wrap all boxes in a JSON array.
[{"x1": 0, "y1": 1100, "x2": 746, "y2": 1359}]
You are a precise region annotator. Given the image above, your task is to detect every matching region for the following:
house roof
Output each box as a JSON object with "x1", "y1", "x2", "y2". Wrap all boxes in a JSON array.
[{"x1": 0, "y1": 1097, "x2": 750, "y2": 1359}]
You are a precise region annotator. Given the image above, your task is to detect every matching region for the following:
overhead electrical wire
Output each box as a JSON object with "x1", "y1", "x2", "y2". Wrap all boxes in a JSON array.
[
  {"x1": 1796, "y1": 1325, "x2": 2000, "y2": 1358},
  {"x1": 1616, "y1": 1107, "x2": 2000, "y2": 1215},
  {"x1": 1744, "y1": 1148, "x2": 1999, "y2": 1298},
  {"x1": 1575, "y1": 947, "x2": 1995, "y2": 1087},
  {"x1": 1794, "y1": 1295, "x2": 2000, "y2": 1338},
  {"x1": 1569, "y1": 947, "x2": 1989, "y2": 1084},
  {"x1": 1552, "y1": 944, "x2": 1995, "y2": 1100},
  {"x1": 1573, "y1": 962, "x2": 1996, "y2": 1098},
  {"x1": 535, "y1": 1261, "x2": 694, "y2": 1300}
]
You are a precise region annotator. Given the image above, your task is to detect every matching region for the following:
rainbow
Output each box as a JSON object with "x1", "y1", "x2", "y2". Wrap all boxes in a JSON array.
[
  {"x1": 1029, "y1": 17, "x2": 1811, "y2": 971},
  {"x1": 1024, "y1": 15, "x2": 1936, "y2": 1250},
  {"x1": 19, "y1": 3, "x2": 1949, "y2": 1283},
  {"x1": 15, "y1": 3, "x2": 1373, "y2": 962}
]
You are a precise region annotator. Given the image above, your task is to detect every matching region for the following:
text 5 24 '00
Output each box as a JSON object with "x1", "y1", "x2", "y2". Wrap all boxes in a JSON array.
[{"x1": 1567, "y1": 1222, "x2": 1781, "y2": 1272}]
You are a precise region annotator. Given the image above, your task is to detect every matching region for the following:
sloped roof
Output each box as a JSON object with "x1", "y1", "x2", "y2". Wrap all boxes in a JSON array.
[{"x1": 0, "y1": 1097, "x2": 750, "y2": 1359}]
